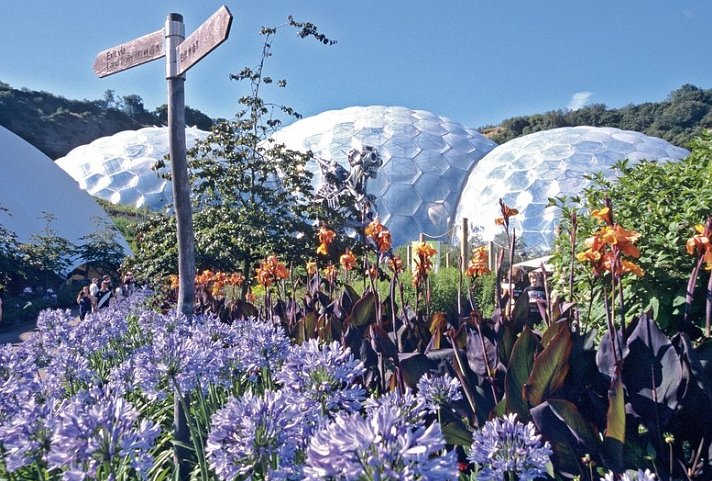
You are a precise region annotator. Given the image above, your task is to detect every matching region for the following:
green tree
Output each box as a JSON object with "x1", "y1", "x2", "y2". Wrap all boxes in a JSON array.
[
  {"x1": 19, "y1": 212, "x2": 76, "y2": 287},
  {"x1": 76, "y1": 217, "x2": 127, "y2": 278},
  {"x1": 0, "y1": 206, "x2": 24, "y2": 290},
  {"x1": 153, "y1": 104, "x2": 215, "y2": 131}
]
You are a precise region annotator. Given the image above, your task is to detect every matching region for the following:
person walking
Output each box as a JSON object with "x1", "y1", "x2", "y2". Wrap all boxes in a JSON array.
[
  {"x1": 77, "y1": 286, "x2": 93, "y2": 320},
  {"x1": 89, "y1": 278, "x2": 100, "y2": 312},
  {"x1": 96, "y1": 280, "x2": 113, "y2": 310}
]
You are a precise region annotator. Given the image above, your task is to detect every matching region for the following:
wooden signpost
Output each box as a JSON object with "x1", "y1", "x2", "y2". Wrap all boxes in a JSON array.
[
  {"x1": 92, "y1": 6, "x2": 232, "y2": 320},
  {"x1": 93, "y1": 9, "x2": 232, "y2": 480},
  {"x1": 92, "y1": 29, "x2": 165, "y2": 78}
]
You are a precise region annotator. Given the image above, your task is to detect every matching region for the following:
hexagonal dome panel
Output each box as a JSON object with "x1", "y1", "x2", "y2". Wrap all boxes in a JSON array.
[
  {"x1": 454, "y1": 126, "x2": 689, "y2": 251},
  {"x1": 56, "y1": 126, "x2": 210, "y2": 210},
  {"x1": 269, "y1": 106, "x2": 497, "y2": 246}
]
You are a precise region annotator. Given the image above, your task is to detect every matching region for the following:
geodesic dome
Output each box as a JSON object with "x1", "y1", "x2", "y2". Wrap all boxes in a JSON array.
[
  {"x1": 0, "y1": 126, "x2": 130, "y2": 273},
  {"x1": 56, "y1": 126, "x2": 210, "y2": 210},
  {"x1": 453, "y1": 126, "x2": 689, "y2": 251},
  {"x1": 270, "y1": 106, "x2": 497, "y2": 247}
]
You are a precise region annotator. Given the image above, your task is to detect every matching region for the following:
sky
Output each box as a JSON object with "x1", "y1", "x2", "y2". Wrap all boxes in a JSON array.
[{"x1": 2, "y1": 1, "x2": 712, "y2": 130}]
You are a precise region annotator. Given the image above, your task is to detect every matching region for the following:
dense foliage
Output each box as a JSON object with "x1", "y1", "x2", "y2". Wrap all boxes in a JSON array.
[
  {"x1": 550, "y1": 132, "x2": 712, "y2": 334},
  {"x1": 485, "y1": 84, "x2": 712, "y2": 148}
]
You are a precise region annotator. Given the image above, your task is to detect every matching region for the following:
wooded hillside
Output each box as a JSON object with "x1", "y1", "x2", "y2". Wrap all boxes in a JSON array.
[
  {"x1": 0, "y1": 81, "x2": 215, "y2": 159},
  {"x1": 482, "y1": 84, "x2": 712, "y2": 148}
]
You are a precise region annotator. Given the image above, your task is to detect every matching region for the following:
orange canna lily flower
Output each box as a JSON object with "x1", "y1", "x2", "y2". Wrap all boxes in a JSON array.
[
  {"x1": 621, "y1": 259, "x2": 645, "y2": 277},
  {"x1": 466, "y1": 246, "x2": 490, "y2": 277},
  {"x1": 255, "y1": 256, "x2": 289, "y2": 287},
  {"x1": 413, "y1": 242, "x2": 438, "y2": 285},
  {"x1": 306, "y1": 260, "x2": 317, "y2": 277},
  {"x1": 686, "y1": 224, "x2": 710, "y2": 256},
  {"x1": 387, "y1": 255, "x2": 404, "y2": 274},
  {"x1": 592, "y1": 207, "x2": 613, "y2": 225},
  {"x1": 340, "y1": 249, "x2": 357, "y2": 271},
  {"x1": 495, "y1": 200, "x2": 519, "y2": 226},
  {"x1": 578, "y1": 216, "x2": 643, "y2": 278},
  {"x1": 368, "y1": 266, "x2": 379, "y2": 279},
  {"x1": 365, "y1": 218, "x2": 392, "y2": 254},
  {"x1": 245, "y1": 288, "x2": 255, "y2": 303},
  {"x1": 317, "y1": 226, "x2": 336, "y2": 256},
  {"x1": 323, "y1": 263, "x2": 338, "y2": 283}
]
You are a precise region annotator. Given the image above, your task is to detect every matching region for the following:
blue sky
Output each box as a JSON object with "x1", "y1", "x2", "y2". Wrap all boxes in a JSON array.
[{"x1": 2, "y1": 1, "x2": 712, "y2": 130}]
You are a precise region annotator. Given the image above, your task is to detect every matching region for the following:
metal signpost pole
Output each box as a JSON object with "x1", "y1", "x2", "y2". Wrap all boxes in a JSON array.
[
  {"x1": 93, "y1": 8, "x2": 233, "y2": 479},
  {"x1": 165, "y1": 17, "x2": 193, "y2": 479},
  {"x1": 165, "y1": 14, "x2": 195, "y2": 321}
]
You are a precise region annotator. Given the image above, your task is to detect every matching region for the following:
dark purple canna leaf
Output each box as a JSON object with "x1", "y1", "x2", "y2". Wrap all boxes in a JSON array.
[
  {"x1": 621, "y1": 314, "x2": 681, "y2": 429},
  {"x1": 505, "y1": 326, "x2": 538, "y2": 419},
  {"x1": 398, "y1": 352, "x2": 434, "y2": 388},
  {"x1": 346, "y1": 291, "x2": 377, "y2": 328},
  {"x1": 465, "y1": 328, "x2": 499, "y2": 379},
  {"x1": 525, "y1": 327, "x2": 572, "y2": 407}
]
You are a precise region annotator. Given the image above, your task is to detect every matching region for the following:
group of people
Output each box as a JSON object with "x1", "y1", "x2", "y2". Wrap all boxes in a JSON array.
[{"x1": 76, "y1": 272, "x2": 135, "y2": 321}]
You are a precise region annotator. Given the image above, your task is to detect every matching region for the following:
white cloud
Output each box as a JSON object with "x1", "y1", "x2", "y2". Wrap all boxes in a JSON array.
[{"x1": 567, "y1": 91, "x2": 593, "y2": 111}]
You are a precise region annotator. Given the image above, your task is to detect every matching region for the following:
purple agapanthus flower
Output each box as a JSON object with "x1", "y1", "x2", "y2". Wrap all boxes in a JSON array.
[
  {"x1": 416, "y1": 373, "x2": 463, "y2": 414},
  {"x1": 304, "y1": 404, "x2": 458, "y2": 481},
  {"x1": 206, "y1": 390, "x2": 305, "y2": 481},
  {"x1": 46, "y1": 386, "x2": 161, "y2": 480},
  {"x1": 468, "y1": 413, "x2": 552, "y2": 481},
  {"x1": 600, "y1": 469, "x2": 657, "y2": 481},
  {"x1": 0, "y1": 398, "x2": 55, "y2": 472},
  {"x1": 41, "y1": 346, "x2": 98, "y2": 398},
  {"x1": 276, "y1": 339, "x2": 365, "y2": 419},
  {"x1": 230, "y1": 317, "x2": 292, "y2": 380},
  {"x1": 0, "y1": 344, "x2": 43, "y2": 422},
  {"x1": 364, "y1": 387, "x2": 428, "y2": 426}
]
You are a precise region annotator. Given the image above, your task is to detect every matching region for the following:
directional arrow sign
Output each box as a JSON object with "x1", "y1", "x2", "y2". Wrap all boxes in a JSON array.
[
  {"x1": 177, "y1": 5, "x2": 233, "y2": 76},
  {"x1": 93, "y1": 29, "x2": 165, "y2": 78}
]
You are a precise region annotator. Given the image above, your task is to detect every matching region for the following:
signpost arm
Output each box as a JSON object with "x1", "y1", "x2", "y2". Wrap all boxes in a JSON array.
[{"x1": 165, "y1": 14, "x2": 195, "y2": 321}]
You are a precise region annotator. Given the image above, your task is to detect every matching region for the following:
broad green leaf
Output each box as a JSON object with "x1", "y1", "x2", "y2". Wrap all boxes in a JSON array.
[
  {"x1": 526, "y1": 327, "x2": 572, "y2": 406},
  {"x1": 440, "y1": 407, "x2": 473, "y2": 446}
]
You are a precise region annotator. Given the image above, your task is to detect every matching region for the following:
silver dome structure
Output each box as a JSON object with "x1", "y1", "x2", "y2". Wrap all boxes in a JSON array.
[
  {"x1": 270, "y1": 106, "x2": 497, "y2": 247},
  {"x1": 56, "y1": 126, "x2": 209, "y2": 210},
  {"x1": 0, "y1": 126, "x2": 130, "y2": 273},
  {"x1": 454, "y1": 126, "x2": 689, "y2": 251}
]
